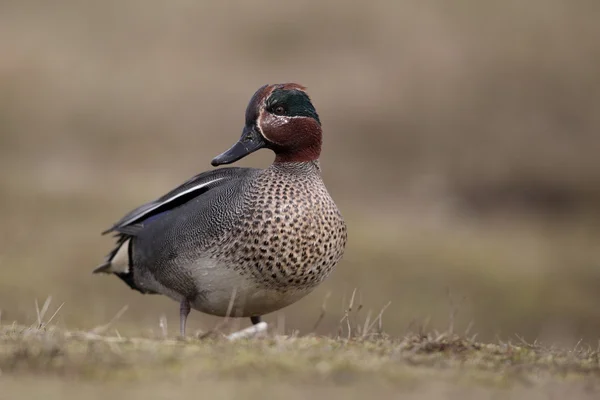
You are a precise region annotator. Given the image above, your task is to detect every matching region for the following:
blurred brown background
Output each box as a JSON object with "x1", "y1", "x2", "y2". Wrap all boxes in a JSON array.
[{"x1": 1, "y1": 0, "x2": 599, "y2": 344}]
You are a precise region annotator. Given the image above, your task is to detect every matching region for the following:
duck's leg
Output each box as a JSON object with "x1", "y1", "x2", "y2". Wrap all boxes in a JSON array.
[
  {"x1": 180, "y1": 299, "x2": 191, "y2": 337},
  {"x1": 250, "y1": 316, "x2": 262, "y2": 325}
]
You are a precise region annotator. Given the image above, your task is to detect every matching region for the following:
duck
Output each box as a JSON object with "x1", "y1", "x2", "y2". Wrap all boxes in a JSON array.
[{"x1": 94, "y1": 83, "x2": 347, "y2": 336}]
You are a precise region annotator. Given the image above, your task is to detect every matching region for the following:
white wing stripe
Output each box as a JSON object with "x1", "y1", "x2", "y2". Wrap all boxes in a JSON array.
[{"x1": 118, "y1": 177, "x2": 225, "y2": 227}]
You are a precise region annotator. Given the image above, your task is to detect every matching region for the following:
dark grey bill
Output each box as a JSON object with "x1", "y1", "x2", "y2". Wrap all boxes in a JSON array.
[{"x1": 211, "y1": 125, "x2": 267, "y2": 166}]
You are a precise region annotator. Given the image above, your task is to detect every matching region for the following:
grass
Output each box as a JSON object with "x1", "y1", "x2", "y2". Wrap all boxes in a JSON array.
[
  {"x1": 1, "y1": 299, "x2": 600, "y2": 399},
  {"x1": 2, "y1": 322, "x2": 600, "y2": 399}
]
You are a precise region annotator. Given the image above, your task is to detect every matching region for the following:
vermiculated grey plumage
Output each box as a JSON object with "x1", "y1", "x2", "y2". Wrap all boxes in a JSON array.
[{"x1": 105, "y1": 162, "x2": 345, "y2": 317}]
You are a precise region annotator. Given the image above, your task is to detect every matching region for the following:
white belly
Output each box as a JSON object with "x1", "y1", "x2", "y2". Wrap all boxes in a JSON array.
[{"x1": 182, "y1": 258, "x2": 313, "y2": 317}]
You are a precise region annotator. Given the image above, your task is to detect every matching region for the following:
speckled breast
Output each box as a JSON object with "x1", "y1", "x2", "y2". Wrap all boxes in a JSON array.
[{"x1": 214, "y1": 162, "x2": 347, "y2": 293}]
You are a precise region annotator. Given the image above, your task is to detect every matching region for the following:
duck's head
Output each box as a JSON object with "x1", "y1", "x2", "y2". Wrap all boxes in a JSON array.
[{"x1": 211, "y1": 83, "x2": 322, "y2": 166}]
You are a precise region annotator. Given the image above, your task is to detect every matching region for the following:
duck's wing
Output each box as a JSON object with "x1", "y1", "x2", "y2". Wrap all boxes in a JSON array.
[{"x1": 102, "y1": 167, "x2": 257, "y2": 236}]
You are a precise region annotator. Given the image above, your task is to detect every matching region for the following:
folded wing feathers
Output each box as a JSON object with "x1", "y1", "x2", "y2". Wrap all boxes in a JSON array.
[
  {"x1": 97, "y1": 167, "x2": 256, "y2": 276},
  {"x1": 101, "y1": 172, "x2": 235, "y2": 235}
]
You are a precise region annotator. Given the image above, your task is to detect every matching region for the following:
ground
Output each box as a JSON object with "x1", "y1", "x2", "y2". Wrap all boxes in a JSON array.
[{"x1": 2, "y1": 322, "x2": 599, "y2": 399}]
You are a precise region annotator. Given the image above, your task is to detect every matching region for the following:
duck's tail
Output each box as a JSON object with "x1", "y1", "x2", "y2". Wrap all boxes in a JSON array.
[{"x1": 93, "y1": 237, "x2": 131, "y2": 274}]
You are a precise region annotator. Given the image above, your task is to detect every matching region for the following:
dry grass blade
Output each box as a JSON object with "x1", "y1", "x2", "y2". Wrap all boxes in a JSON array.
[
  {"x1": 34, "y1": 299, "x2": 40, "y2": 327},
  {"x1": 515, "y1": 334, "x2": 535, "y2": 349},
  {"x1": 339, "y1": 288, "x2": 357, "y2": 339},
  {"x1": 32, "y1": 296, "x2": 54, "y2": 329},
  {"x1": 347, "y1": 288, "x2": 357, "y2": 314},
  {"x1": 40, "y1": 302, "x2": 65, "y2": 329},
  {"x1": 464, "y1": 320, "x2": 475, "y2": 336},
  {"x1": 573, "y1": 338, "x2": 584, "y2": 354},
  {"x1": 199, "y1": 287, "x2": 238, "y2": 339},
  {"x1": 159, "y1": 314, "x2": 168, "y2": 338},
  {"x1": 90, "y1": 305, "x2": 129, "y2": 335},
  {"x1": 418, "y1": 317, "x2": 431, "y2": 337},
  {"x1": 224, "y1": 287, "x2": 238, "y2": 323},
  {"x1": 364, "y1": 301, "x2": 391, "y2": 337},
  {"x1": 360, "y1": 309, "x2": 373, "y2": 339},
  {"x1": 312, "y1": 291, "x2": 331, "y2": 331},
  {"x1": 338, "y1": 291, "x2": 391, "y2": 339}
]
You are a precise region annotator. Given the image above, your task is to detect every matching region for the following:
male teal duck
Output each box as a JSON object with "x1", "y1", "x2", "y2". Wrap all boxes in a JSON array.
[{"x1": 94, "y1": 83, "x2": 347, "y2": 336}]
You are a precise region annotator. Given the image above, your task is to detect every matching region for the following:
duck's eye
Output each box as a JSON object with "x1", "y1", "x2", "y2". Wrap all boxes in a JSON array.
[{"x1": 273, "y1": 105, "x2": 285, "y2": 115}]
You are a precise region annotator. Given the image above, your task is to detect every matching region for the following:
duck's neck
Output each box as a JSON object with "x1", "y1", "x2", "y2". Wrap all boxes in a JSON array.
[
  {"x1": 269, "y1": 160, "x2": 321, "y2": 175},
  {"x1": 273, "y1": 143, "x2": 321, "y2": 164}
]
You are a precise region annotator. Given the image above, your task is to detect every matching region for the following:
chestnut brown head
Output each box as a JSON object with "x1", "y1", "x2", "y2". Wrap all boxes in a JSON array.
[{"x1": 211, "y1": 83, "x2": 322, "y2": 166}]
